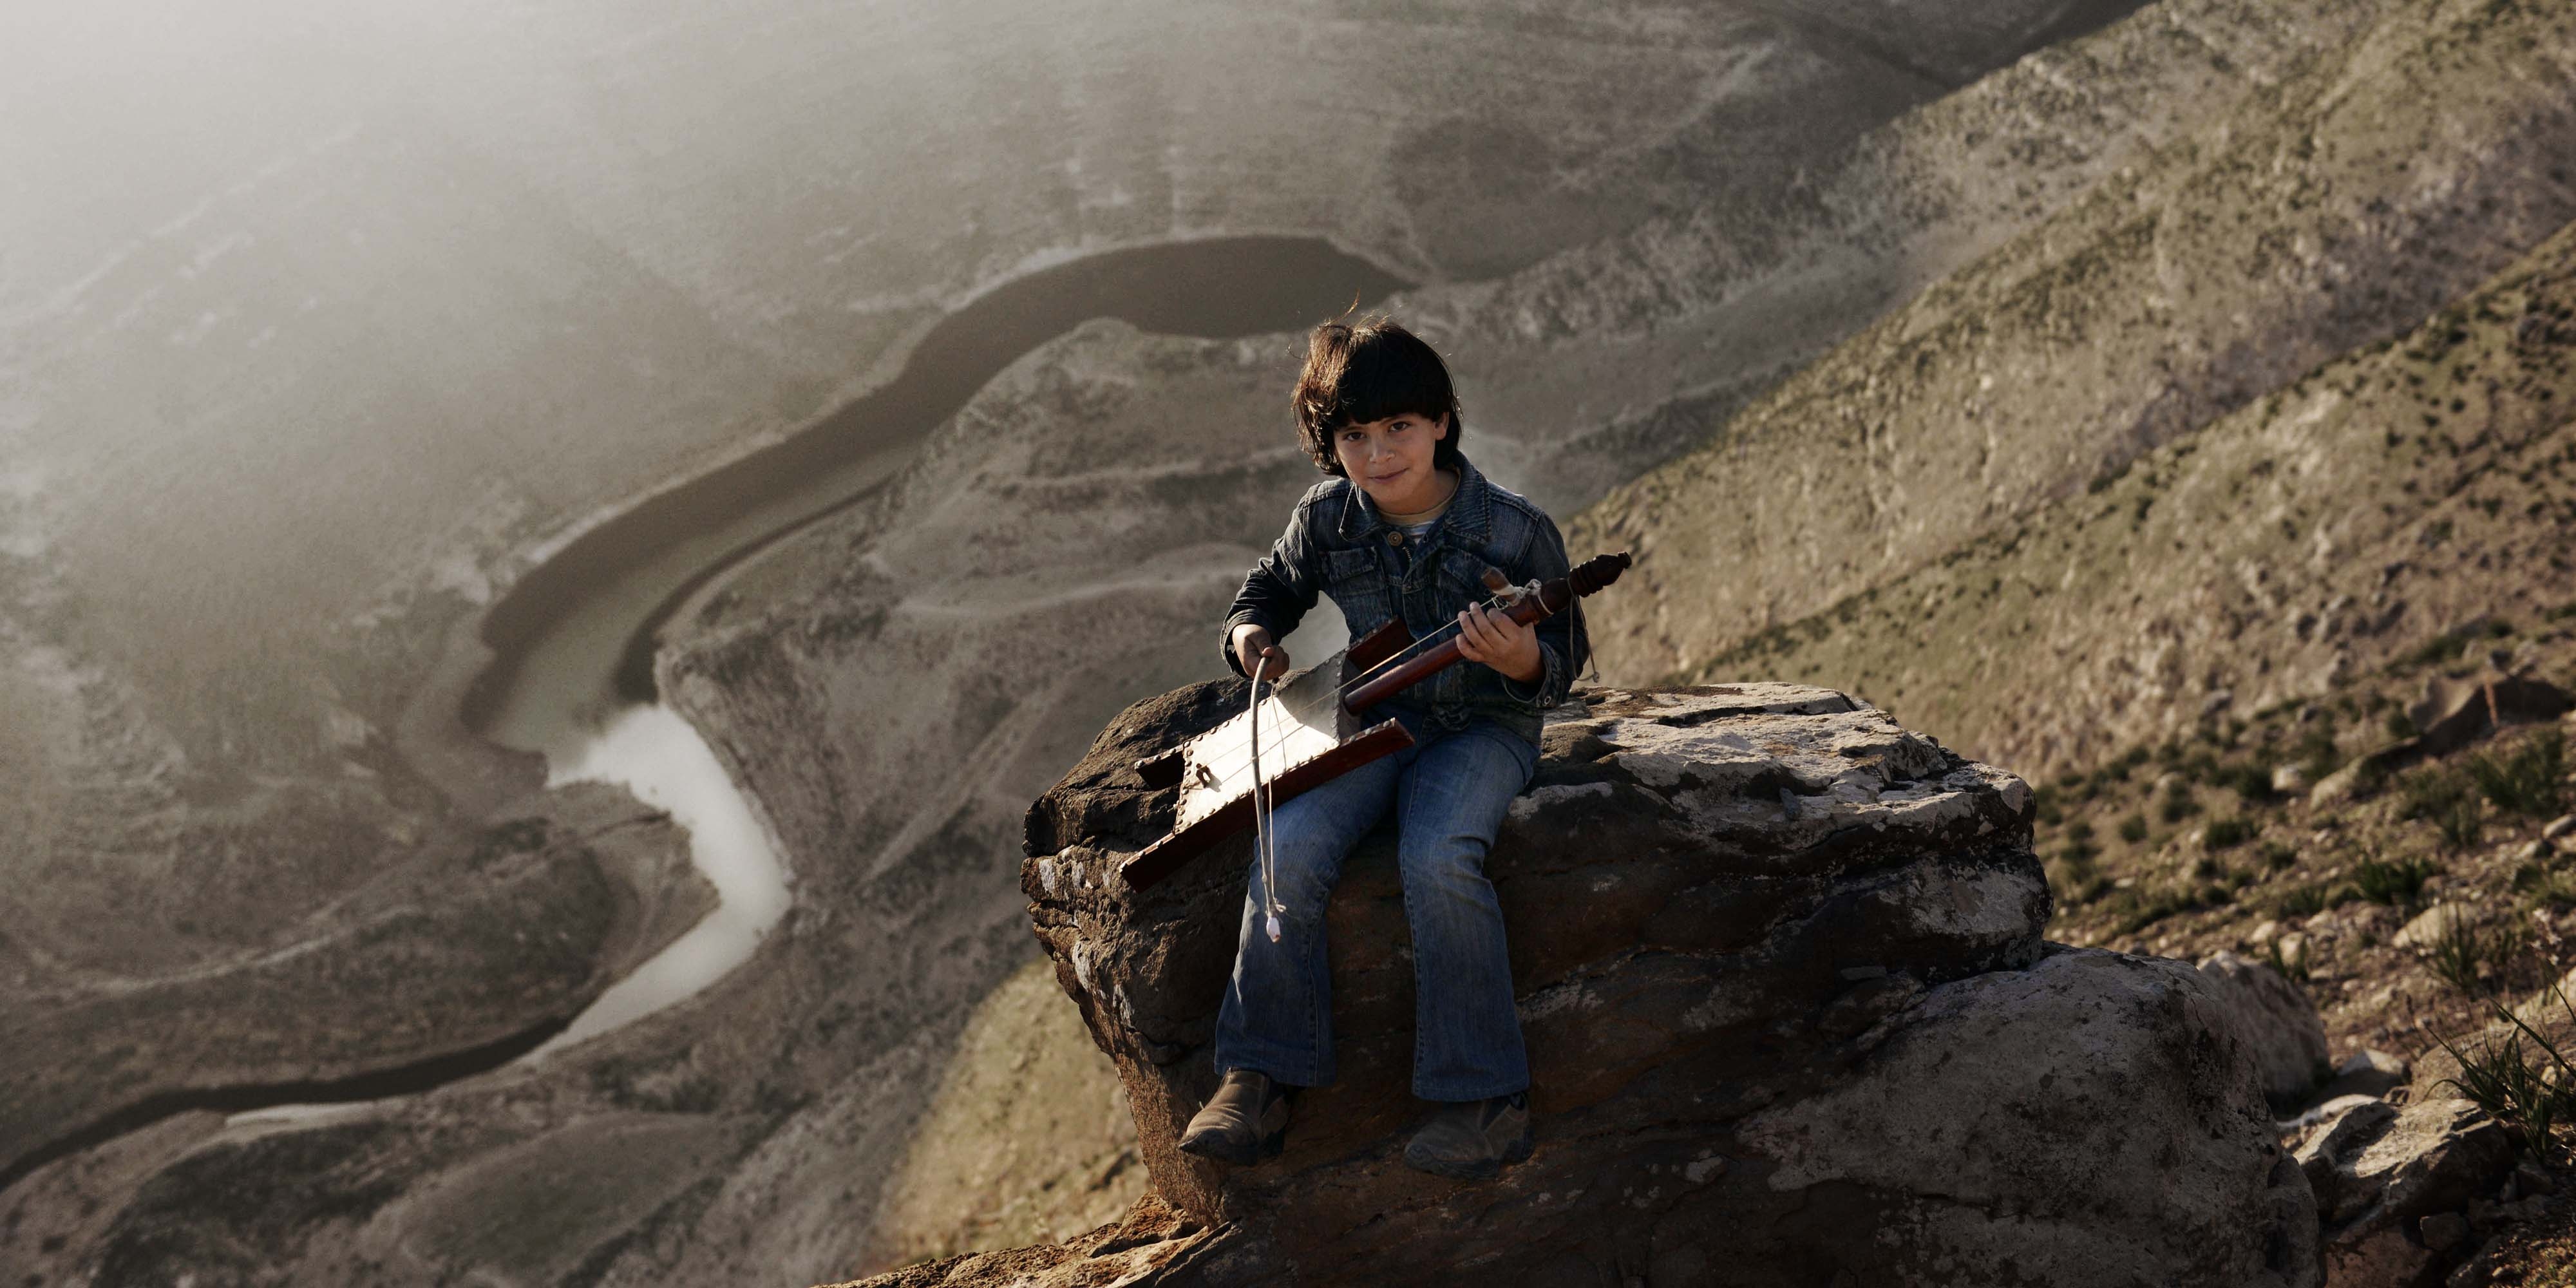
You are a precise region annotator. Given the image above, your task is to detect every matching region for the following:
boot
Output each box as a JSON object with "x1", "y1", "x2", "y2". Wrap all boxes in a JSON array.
[
  {"x1": 1178, "y1": 1068, "x2": 1293, "y2": 1166},
  {"x1": 1402, "y1": 1090, "x2": 1531, "y2": 1180}
]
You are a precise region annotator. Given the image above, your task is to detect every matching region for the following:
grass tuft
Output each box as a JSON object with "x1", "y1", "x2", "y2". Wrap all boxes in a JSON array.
[
  {"x1": 2438, "y1": 981, "x2": 2576, "y2": 1162},
  {"x1": 2424, "y1": 907, "x2": 2518, "y2": 994},
  {"x1": 2399, "y1": 765, "x2": 2485, "y2": 849},
  {"x1": 2354, "y1": 856, "x2": 2439, "y2": 905}
]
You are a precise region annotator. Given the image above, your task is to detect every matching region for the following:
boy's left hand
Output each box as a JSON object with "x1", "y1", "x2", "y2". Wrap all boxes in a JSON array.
[{"x1": 1456, "y1": 603, "x2": 1543, "y2": 684}]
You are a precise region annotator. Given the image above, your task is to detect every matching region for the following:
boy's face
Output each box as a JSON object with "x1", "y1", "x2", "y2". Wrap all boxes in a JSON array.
[{"x1": 1332, "y1": 411, "x2": 1450, "y2": 514}]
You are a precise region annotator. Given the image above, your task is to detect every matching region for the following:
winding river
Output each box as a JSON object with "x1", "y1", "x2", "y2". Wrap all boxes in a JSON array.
[
  {"x1": 204, "y1": 238, "x2": 1405, "y2": 1140},
  {"x1": 463, "y1": 235, "x2": 1408, "y2": 1061}
]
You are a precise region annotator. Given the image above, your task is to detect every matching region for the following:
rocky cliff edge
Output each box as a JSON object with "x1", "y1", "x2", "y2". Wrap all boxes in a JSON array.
[{"x1": 837, "y1": 683, "x2": 2320, "y2": 1287}]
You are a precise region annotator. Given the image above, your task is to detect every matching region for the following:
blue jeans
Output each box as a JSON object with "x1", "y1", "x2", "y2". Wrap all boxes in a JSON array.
[{"x1": 1212, "y1": 712, "x2": 1537, "y2": 1101}]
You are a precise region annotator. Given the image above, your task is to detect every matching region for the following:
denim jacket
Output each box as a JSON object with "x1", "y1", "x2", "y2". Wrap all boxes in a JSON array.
[{"x1": 1219, "y1": 455, "x2": 1586, "y2": 748}]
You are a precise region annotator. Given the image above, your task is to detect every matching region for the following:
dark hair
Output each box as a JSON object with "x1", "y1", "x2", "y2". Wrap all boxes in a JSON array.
[{"x1": 1291, "y1": 314, "x2": 1465, "y2": 477}]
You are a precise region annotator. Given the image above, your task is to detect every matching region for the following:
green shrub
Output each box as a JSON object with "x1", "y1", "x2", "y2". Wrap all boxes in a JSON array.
[
  {"x1": 2213, "y1": 762, "x2": 2275, "y2": 804},
  {"x1": 2274, "y1": 883, "x2": 2333, "y2": 918},
  {"x1": 2259, "y1": 840, "x2": 2298, "y2": 870},
  {"x1": 2205, "y1": 817, "x2": 2259, "y2": 849},
  {"x1": 2516, "y1": 857, "x2": 2576, "y2": 907},
  {"x1": 2117, "y1": 813, "x2": 2150, "y2": 844},
  {"x1": 2047, "y1": 858, "x2": 2098, "y2": 906},
  {"x1": 2294, "y1": 728, "x2": 2346, "y2": 782},
  {"x1": 2112, "y1": 885, "x2": 2197, "y2": 936},
  {"x1": 2354, "y1": 856, "x2": 2438, "y2": 905},
  {"x1": 2404, "y1": 619, "x2": 2512, "y2": 671},
  {"x1": 2425, "y1": 909, "x2": 2518, "y2": 994},
  {"x1": 2160, "y1": 791, "x2": 2201, "y2": 825},
  {"x1": 2467, "y1": 729, "x2": 2567, "y2": 819},
  {"x1": 2399, "y1": 766, "x2": 2485, "y2": 850}
]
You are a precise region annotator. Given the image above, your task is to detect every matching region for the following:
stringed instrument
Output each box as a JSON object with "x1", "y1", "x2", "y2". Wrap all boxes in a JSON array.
[{"x1": 1121, "y1": 550, "x2": 1631, "y2": 890}]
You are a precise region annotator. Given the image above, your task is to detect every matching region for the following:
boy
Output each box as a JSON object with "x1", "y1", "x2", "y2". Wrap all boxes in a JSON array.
[{"x1": 1178, "y1": 314, "x2": 1584, "y2": 1180}]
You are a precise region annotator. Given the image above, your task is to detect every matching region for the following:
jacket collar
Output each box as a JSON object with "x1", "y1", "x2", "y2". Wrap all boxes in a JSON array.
[{"x1": 1336, "y1": 454, "x2": 1493, "y2": 545}]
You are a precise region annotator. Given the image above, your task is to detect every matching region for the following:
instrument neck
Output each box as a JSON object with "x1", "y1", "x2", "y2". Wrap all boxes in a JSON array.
[{"x1": 1341, "y1": 591, "x2": 1558, "y2": 717}]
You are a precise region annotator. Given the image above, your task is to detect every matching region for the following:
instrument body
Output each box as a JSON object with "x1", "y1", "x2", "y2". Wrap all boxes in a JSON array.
[{"x1": 1121, "y1": 552, "x2": 1629, "y2": 890}]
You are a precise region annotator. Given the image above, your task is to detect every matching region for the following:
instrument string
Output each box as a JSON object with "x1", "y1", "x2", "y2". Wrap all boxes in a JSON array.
[{"x1": 1186, "y1": 603, "x2": 1497, "y2": 790}]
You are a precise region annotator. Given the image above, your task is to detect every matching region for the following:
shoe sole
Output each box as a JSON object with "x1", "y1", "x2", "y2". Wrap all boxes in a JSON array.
[
  {"x1": 1177, "y1": 1123, "x2": 1288, "y2": 1168},
  {"x1": 1401, "y1": 1133, "x2": 1532, "y2": 1182}
]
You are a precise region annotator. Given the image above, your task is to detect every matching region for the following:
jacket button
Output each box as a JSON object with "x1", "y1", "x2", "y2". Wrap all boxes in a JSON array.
[{"x1": 1385, "y1": 531, "x2": 1404, "y2": 546}]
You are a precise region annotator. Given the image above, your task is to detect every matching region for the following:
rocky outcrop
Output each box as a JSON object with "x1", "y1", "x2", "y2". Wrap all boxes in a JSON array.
[
  {"x1": 2290, "y1": 1095, "x2": 2518, "y2": 1287},
  {"x1": 846, "y1": 683, "x2": 2321, "y2": 1286},
  {"x1": 2408, "y1": 674, "x2": 2574, "y2": 761}
]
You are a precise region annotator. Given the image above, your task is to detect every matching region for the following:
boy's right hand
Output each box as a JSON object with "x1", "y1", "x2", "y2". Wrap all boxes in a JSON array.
[{"x1": 1232, "y1": 624, "x2": 1289, "y2": 681}]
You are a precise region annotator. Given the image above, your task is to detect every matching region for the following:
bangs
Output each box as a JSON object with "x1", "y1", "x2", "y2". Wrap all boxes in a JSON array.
[
  {"x1": 1292, "y1": 315, "x2": 1466, "y2": 476},
  {"x1": 1307, "y1": 331, "x2": 1454, "y2": 430}
]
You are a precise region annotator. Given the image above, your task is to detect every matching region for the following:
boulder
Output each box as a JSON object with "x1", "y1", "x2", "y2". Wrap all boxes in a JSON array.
[
  {"x1": 2199, "y1": 950, "x2": 2333, "y2": 1108},
  {"x1": 2396, "y1": 904, "x2": 2479, "y2": 951},
  {"x1": 2293, "y1": 1095, "x2": 2515, "y2": 1287},
  {"x1": 2291, "y1": 1097, "x2": 2404, "y2": 1224},
  {"x1": 917, "y1": 682, "x2": 2324, "y2": 1287},
  {"x1": 2406, "y1": 674, "x2": 2572, "y2": 759}
]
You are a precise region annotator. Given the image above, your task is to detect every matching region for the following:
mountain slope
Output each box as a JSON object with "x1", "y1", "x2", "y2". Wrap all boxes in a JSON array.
[
  {"x1": 1571, "y1": 0, "x2": 2576, "y2": 708},
  {"x1": 1683, "y1": 214, "x2": 2576, "y2": 775}
]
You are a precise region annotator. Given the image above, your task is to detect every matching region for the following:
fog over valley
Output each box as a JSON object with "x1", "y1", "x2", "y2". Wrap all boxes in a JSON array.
[{"x1": 28, "y1": 1, "x2": 2571, "y2": 1283}]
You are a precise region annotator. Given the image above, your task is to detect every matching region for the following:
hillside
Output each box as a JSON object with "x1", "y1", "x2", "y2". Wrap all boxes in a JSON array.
[
  {"x1": 1675, "y1": 209, "x2": 2576, "y2": 767},
  {"x1": 1572, "y1": 0, "x2": 2576, "y2": 737},
  {"x1": 6, "y1": 2, "x2": 2210, "y2": 1283}
]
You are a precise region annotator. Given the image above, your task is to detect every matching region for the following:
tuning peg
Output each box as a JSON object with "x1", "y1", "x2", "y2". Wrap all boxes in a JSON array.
[{"x1": 1481, "y1": 565, "x2": 1511, "y2": 593}]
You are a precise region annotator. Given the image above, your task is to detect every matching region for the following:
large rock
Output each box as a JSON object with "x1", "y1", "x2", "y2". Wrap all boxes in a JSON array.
[
  {"x1": 2407, "y1": 673, "x2": 2573, "y2": 759},
  {"x1": 2199, "y1": 951, "x2": 2333, "y2": 1110},
  {"x1": 900, "y1": 683, "x2": 2321, "y2": 1287}
]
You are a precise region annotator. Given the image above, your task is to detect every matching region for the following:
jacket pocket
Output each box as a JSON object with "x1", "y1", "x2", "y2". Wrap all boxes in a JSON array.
[
  {"x1": 1321, "y1": 545, "x2": 1394, "y2": 639},
  {"x1": 1433, "y1": 545, "x2": 1502, "y2": 609}
]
